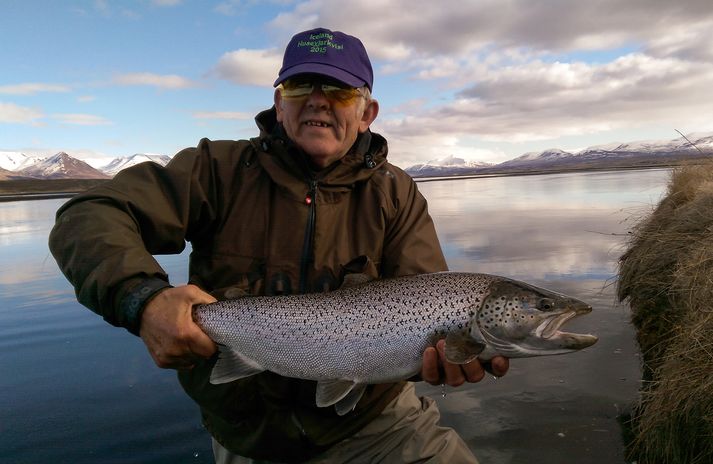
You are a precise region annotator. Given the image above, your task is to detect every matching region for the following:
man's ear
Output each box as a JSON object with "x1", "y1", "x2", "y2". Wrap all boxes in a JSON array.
[
  {"x1": 359, "y1": 99, "x2": 379, "y2": 133},
  {"x1": 274, "y1": 89, "x2": 283, "y2": 122}
]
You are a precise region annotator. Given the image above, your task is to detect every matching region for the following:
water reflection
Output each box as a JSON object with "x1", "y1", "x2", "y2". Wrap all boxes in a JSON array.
[{"x1": 419, "y1": 170, "x2": 667, "y2": 280}]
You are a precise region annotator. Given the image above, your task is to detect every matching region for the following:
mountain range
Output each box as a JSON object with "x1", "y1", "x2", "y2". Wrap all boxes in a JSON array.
[
  {"x1": 0, "y1": 152, "x2": 171, "y2": 180},
  {"x1": 1, "y1": 132, "x2": 712, "y2": 181},
  {"x1": 404, "y1": 132, "x2": 713, "y2": 177}
]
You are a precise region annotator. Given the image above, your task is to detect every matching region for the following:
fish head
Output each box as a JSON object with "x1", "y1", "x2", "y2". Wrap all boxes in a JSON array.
[{"x1": 474, "y1": 278, "x2": 598, "y2": 357}]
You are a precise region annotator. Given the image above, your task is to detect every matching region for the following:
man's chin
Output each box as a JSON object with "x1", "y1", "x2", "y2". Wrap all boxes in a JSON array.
[{"x1": 300, "y1": 148, "x2": 345, "y2": 169}]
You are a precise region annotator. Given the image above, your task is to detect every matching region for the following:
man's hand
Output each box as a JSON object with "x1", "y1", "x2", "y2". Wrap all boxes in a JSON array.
[
  {"x1": 421, "y1": 339, "x2": 509, "y2": 386},
  {"x1": 139, "y1": 284, "x2": 218, "y2": 370}
]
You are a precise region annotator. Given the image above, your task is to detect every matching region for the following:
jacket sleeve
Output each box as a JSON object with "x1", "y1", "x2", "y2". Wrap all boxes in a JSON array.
[
  {"x1": 48, "y1": 139, "x2": 219, "y2": 335},
  {"x1": 380, "y1": 167, "x2": 448, "y2": 277}
]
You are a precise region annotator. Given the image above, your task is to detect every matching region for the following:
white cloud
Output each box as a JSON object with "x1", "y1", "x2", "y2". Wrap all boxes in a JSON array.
[
  {"x1": 0, "y1": 102, "x2": 44, "y2": 124},
  {"x1": 114, "y1": 72, "x2": 198, "y2": 89},
  {"x1": 213, "y1": 49, "x2": 283, "y2": 86},
  {"x1": 192, "y1": 111, "x2": 252, "y2": 120},
  {"x1": 52, "y1": 113, "x2": 112, "y2": 126},
  {"x1": 152, "y1": 0, "x2": 182, "y2": 6},
  {"x1": 383, "y1": 53, "x2": 713, "y2": 141},
  {"x1": 77, "y1": 95, "x2": 96, "y2": 103},
  {"x1": 268, "y1": 0, "x2": 713, "y2": 60},
  {"x1": 214, "y1": 0, "x2": 242, "y2": 16},
  {"x1": 0, "y1": 83, "x2": 71, "y2": 96}
]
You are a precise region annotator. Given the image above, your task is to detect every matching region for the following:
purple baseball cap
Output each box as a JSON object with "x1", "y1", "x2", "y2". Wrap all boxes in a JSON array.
[{"x1": 274, "y1": 28, "x2": 374, "y2": 91}]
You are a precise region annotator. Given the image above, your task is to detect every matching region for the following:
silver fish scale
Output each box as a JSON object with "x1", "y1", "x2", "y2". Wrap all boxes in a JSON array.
[{"x1": 194, "y1": 272, "x2": 495, "y2": 383}]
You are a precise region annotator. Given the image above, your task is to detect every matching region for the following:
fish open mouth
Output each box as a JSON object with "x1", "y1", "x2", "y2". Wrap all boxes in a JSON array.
[{"x1": 536, "y1": 306, "x2": 598, "y2": 348}]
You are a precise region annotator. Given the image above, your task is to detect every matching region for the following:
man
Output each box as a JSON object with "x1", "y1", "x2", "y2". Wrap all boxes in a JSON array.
[{"x1": 49, "y1": 28, "x2": 508, "y2": 463}]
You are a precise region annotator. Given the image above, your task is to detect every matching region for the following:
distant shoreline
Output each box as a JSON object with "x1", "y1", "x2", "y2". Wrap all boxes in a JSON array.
[
  {"x1": 0, "y1": 179, "x2": 109, "y2": 202},
  {"x1": 411, "y1": 162, "x2": 680, "y2": 183},
  {"x1": 0, "y1": 162, "x2": 692, "y2": 202}
]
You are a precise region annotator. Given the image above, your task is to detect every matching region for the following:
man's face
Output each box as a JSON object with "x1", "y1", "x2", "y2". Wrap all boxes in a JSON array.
[{"x1": 275, "y1": 76, "x2": 379, "y2": 169}]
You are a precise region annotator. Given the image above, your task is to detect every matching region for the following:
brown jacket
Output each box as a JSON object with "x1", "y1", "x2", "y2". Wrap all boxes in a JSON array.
[{"x1": 49, "y1": 107, "x2": 447, "y2": 461}]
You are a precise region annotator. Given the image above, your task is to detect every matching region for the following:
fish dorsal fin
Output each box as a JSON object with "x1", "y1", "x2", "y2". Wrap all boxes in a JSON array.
[
  {"x1": 340, "y1": 273, "x2": 374, "y2": 288},
  {"x1": 444, "y1": 332, "x2": 486, "y2": 364},
  {"x1": 210, "y1": 345, "x2": 264, "y2": 384},
  {"x1": 334, "y1": 384, "x2": 367, "y2": 416},
  {"x1": 316, "y1": 379, "x2": 356, "y2": 407}
]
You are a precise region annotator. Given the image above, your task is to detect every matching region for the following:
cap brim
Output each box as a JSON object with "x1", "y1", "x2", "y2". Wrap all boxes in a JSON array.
[{"x1": 274, "y1": 63, "x2": 368, "y2": 89}]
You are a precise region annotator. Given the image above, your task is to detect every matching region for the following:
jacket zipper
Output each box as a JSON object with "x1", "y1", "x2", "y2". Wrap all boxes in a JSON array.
[{"x1": 299, "y1": 180, "x2": 318, "y2": 294}]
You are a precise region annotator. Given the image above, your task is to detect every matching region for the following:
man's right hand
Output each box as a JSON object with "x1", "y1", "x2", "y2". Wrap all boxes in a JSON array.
[{"x1": 139, "y1": 284, "x2": 218, "y2": 370}]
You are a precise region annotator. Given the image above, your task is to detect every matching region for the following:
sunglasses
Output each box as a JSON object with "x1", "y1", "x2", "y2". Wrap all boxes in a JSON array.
[{"x1": 279, "y1": 79, "x2": 365, "y2": 104}]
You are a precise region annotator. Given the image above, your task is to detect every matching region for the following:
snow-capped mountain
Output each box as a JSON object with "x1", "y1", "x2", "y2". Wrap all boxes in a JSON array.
[
  {"x1": 0, "y1": 151, "x2": 45, "y2": 171},
  {"x1": 16, "y1": 152, "x2": 109, "y2": 179},
  {"x1": 498, "y1": 133, "x2": 713, "y2": 169},
  {"x1": 0, "y1": 151, "x2": 172, "y2": 179},
  {"x1": 0, "y1": 166, "x2": 14, "y2": 181},
  {"x1": 406, "y1": 155, "x2": 493, "y2": 177},
  {"x1": 100, "y1": 153, "x2": 171, "y2": 176}
]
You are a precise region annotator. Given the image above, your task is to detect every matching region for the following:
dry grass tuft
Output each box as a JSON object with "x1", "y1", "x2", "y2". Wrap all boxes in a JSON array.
[{"x1": 618, "y1": 161, "x2": 713, "y2": 463}]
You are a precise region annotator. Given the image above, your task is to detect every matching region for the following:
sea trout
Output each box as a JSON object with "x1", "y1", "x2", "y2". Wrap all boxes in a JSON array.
[{"x1": 193, "y1": 272, "x2": 597, "y2": 415}]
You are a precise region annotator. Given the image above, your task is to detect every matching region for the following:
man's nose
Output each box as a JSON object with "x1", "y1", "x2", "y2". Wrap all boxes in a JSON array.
[{"x1": 306, "y1": 85, "x2": 330, "y2": 108}]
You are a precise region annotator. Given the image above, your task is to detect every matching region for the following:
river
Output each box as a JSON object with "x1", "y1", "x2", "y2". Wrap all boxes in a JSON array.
[{"x1": 0, "y1": 168, "x2": 669, "y2": 463}]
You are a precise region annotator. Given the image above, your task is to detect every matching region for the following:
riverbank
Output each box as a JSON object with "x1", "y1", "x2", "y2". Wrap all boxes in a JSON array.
[{"x1": 0, "y1": 179, "x2": 108, "y2": 202}]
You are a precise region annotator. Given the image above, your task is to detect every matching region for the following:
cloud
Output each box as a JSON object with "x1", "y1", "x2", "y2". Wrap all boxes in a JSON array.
[
  {"x1": 51, "y1": 113, "x2": 112, "y2": 126},
  {"x1": 268, "y1": 0, "x2": 713, "y2": 61},
  {"x1": 0, "y1": 83, "x2": 71, "y2": 96},
  {"x1": 213, "y1": 49, "x2": 283, "y2": 86},
  {"x1": 380, "y1": 53, "x2": 713, "y2": 141},
  {"x1": 77, "y1": 95, "x2": 96, "y2": 103},
  {"x1": 113, "y1": 72, "x2": 198, "y2": 89},
  {"x1": 152, "y1": 0, "x2": 182, "y2": 5},
  {"x1": 0, "y1": 102, "x2": 44, "y2": 124},
  {"x1": 192, "y1": 111, "x2": 252, "y2": 120},
  {"x1": 214, "y1": 0, "x2": 243, "y2": 16}
]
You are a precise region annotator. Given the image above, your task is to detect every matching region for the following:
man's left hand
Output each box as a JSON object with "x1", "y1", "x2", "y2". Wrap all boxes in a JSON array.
[{"x1": 420, "y1": 339, "x2": 509, "y2": 386}]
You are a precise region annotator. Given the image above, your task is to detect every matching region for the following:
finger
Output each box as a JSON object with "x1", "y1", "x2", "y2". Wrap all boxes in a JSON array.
[
  {"x1": 187, "y1": 324, "x2": 218, "y2": 359},
  {"x1": 167, "y1": 360, "x2": 197, "y2": 371},
  {"x1": 158, "y1": 347, "x2": 205, "y2": 369},
  {"x1": 461, "y1": 358, "x2": 486, "y2": 383},
  {"x1": 421, "y1": 346, "x2": 441, "y2": 384},
  {"x1": 437, "y1": 339, "x2": 466, "y2": 387},
  {"x1": 187, "y1": 284, "x2": 218, "y2": 305},
  {"x1": 490, "y1": 356, "x2": 510, "y2": 377}
]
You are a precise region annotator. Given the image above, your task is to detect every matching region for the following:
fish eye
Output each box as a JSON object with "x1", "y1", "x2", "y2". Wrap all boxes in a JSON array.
[{"x1": 538, "y1": 298, "x2": 555, "y2": 310}]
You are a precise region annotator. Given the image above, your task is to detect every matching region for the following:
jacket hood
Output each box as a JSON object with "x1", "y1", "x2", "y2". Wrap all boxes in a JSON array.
[{"x1": 253, "y1": 107, "x2": 389, "y2": 190}]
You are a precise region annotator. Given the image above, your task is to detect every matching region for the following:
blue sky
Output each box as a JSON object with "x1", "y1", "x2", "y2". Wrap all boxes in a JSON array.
[{"x1": 2, "y1": 0, "x2": 713, "y2": 166}]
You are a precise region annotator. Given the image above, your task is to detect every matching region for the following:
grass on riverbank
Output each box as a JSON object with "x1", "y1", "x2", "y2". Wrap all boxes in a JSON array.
[{"x1": 617, "y1": 160, "x2": 713, "y2": 464}]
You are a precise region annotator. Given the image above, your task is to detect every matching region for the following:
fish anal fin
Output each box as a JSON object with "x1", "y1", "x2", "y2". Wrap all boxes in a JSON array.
[
  {"x1": 316, "y1": 379, "x2": 356, "y2": 408},
  {"x1": 335, "y1": 384, "x2": 367, "y2": 416},
  {"x1": 210, "y1": 345, "x2": 264, "y2": 384},
  {"x1": 445, "y1": 331, "x2": 485, "y2": 364}
]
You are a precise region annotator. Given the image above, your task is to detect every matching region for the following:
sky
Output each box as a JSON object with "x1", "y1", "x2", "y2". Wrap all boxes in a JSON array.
[{"x1": 2, "y1": 0, "x2": 713, "y2": 167}]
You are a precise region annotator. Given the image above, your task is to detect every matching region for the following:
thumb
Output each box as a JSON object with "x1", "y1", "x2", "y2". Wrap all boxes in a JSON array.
[{"x1": 185, "y1": 285, "x2": 218, "y2": 358}]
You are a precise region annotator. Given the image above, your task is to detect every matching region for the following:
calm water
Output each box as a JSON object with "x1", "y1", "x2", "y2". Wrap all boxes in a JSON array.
[{"x1": 0, "y1": 169, "x2": 669, "y2": 463}]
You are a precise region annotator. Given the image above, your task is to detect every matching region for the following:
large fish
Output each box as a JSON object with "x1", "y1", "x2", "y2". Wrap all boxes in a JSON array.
[{"x1": 193, "y1": 272, "x2": 597, "y2": 415}]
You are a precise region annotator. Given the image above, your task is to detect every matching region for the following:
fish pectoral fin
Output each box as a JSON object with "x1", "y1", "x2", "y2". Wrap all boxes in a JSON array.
[
  {"x1": 210, "y1": 345, "x2": 264, "y2": 384},
  {"x1": 444, "y1": 332, "x2": 486, "y2": 364},
  {"x1": 316, "y1": 379, "x2": 357, "y2": 408},
  {"x1": 334, "y1": 384, "x2": 367, "y2": 416}
]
